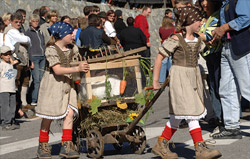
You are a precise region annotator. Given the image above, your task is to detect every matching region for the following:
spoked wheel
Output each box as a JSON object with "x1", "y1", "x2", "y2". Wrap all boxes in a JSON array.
[
  {"x1": 72, "y1": 114, "x2": 81, "y2": 152},
  {"x1": 75, "y1": 129, "x2": 85, "y2": 153},
  {"x1": 130, "y1": 126, "x2": 146, "y2": 154},
  {"x1": 75, "y1": 130, "x2": 81, "y2": 152},
  {"x1": 86, "y1": 129, "x2": 104, "y2": 158}
]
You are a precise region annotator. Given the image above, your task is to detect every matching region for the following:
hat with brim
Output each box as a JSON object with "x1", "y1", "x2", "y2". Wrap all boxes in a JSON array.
[
  {"x1": 0, "y1": 46, "x2": 12, "y2": 54},
  {"x1": 115, "y1": 10, "x2": 122, "y2": 17}
]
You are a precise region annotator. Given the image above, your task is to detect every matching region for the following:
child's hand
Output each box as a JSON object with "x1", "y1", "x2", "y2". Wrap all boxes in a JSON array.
[
  {"x1": 10, "y1": 58, "x2": 19, "y2": 65},
  {"x1": 116, "y1": 39, "x2": 120, "y2": 44},
  {"x1": 78, "y1": 62, "x2": 89, "y2": 73},
  {"x1": 147, "y1": 42, "x2": 151, "y2": 47},
  {"x1": 153, "y1": 80, "x2": 161, "y2": 90}
]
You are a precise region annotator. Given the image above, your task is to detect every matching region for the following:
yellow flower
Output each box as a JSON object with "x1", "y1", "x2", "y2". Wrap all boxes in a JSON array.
[
  {"x1": 129, "y1": 113, "x2": 139, "y2": 120},
  {"x1": 116, "y1": 100, "x2": 128, "y2": 109}
]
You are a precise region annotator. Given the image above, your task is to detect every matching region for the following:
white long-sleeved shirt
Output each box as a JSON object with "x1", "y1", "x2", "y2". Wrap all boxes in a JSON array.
[
  {"x1": 6, "y1": 28, "x2": 31, "y2": 46},
  {"x1": 4, "y1": 25, "x2": 31, "y2": 66},
  {"x1": 0, "y1": 33, "x2": 15, "y2": 51},
  {"x1": 104, "y1": 21, "x2": 116, "y2": 38}
]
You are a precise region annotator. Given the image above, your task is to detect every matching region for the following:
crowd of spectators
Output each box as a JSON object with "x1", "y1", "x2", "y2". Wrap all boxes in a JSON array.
[{"x1": 0, "y1": 4, "x2": 151, "y2": 131}]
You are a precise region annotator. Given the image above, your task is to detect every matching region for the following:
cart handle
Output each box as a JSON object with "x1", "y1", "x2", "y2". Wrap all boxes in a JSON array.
[{"x1": 124, "y1": 77, "x2": 170, "y2": 135}]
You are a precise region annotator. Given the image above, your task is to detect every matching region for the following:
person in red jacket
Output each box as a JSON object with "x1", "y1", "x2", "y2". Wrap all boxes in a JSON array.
[
  {"x1": 134, "y1": 6, "x2": 152, "y2": 83},
  {"x1": 134, "y1": 6, "x2": 151, "y2": 47}
]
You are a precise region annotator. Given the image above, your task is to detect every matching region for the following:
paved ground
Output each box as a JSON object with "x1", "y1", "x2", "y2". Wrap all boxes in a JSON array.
[{"x1": 0, "y1": 89, "x2": 250, "y2": 159}]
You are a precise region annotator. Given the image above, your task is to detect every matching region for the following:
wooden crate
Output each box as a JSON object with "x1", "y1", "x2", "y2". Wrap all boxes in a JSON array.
[{"x1": 81, "y1": 57, "x2": 143, "y2": 101}]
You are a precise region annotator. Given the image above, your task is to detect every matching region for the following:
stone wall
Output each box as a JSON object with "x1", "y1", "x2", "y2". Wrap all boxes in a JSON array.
[{"x1": 1, "y1": 0, "x2": 169, "y2": 63}]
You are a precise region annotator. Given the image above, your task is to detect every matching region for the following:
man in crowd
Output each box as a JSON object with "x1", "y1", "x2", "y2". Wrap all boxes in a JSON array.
[
  {"x1": 122, "y1": 16, "x2": 148, "y2": 88},
  {"x1": 79, "y1": 14, "x2": 111, "y2": 56},
  {"x1": 134, "y1": 6, "x2": 152, "y2": 87},
  {"x1": 39, "y1": 6, "x2": 50, "y2": 26},
  {"x1": 75, "y1": 6, "x2": 95, "y2": 46},
  {"x1": 120, "y1": 17, "x2": 146, "y2": 52},
  {"x1": 4, "y1": 13, "x2": 31, "y2": 118},
  {"x1": 15, "y1": 9, "x2": 27, "y2": 33},
  {"x1": 134, "y1": 6, "x2": 151, "y2": 49},
  {"x1": 211, "y1": 0, "x2": 250, "y2": 139},
  {"x1": 79, "y1": 6, "x2": 94, "y2": 31}
]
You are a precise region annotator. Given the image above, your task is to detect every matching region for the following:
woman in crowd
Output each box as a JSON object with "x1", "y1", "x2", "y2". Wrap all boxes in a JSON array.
[
  {"x1": 104, "y1": 10, "x2": 120, "y2": 44},
  {"x1": 40, "y1": 10, "x2": 58, "y2": 45},
  {"x1": 158, "y1": 16, "x2": 175, "y2": 83},
  {"x1": 25, "y1": 14, "x2": 45, "y2": 106},
  {"x1": 2, "y1": 13, "x2": 11, "y2": 27},
  {"x1": 159, "y1": 17, "x2": 175, "y2": 42}
]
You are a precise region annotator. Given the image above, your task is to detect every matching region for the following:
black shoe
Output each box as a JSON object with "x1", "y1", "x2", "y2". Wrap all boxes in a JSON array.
[
  {"x1": 212, "y1": 128, "x2": 242, "y2": 139},
  {"x1": 209, "y1": 126, "x2": 225, "y2": 137},
  {"x1": 208, "y1": 118, "x2": 221, "y2": 128}
]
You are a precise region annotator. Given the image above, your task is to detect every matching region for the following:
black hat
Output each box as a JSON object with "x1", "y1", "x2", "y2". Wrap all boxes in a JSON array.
[{"x1": 115, "y1": 10, "x2": 122, "y2": 17}]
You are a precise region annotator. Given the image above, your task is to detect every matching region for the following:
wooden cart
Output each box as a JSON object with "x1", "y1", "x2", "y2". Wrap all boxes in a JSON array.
[{"x1": 71, "y1": 46, "x2": 168, "y2": 158}]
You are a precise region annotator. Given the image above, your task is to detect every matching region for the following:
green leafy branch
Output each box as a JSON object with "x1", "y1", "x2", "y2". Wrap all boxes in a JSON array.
[
  {"x1": 122, "y1": 59, "x2": 128, "y2": 81},
  {"x1": 90, "y1": 97, "x2": 101, "y2": 115},
  {"x1": 105, "y1": 55, "x2": 112, "y2": 99},
  {"x1": 133, "y1": 58, "x2": 155, "y2": 123},
  {"x1": 105, "y1": 74, "x2": 112, "y2": 99}
]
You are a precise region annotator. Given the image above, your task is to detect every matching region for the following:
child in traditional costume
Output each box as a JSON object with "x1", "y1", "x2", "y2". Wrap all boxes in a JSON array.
[
  {"x1": 152, "y1": 6, "x2": 222, "y2": 159},
  {"x1": 36, "y1": 22, "x2": 89, "y2": 159}
]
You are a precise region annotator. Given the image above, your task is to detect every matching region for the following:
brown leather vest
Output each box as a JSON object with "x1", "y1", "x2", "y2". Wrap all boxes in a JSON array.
[
  {"x1": 172, "y1": 34, "x2": 201, "y2": 67},
  {"x1": 45, "y1": 45, "x2": 74, "y2": 72}
]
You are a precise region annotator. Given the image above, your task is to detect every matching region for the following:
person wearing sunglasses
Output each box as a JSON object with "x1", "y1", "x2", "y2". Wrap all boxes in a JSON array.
[
  {"x1": 0, "y1": 46, "x2": 18, "y2": 130},
  {"x1": 104, "y1": 10, "x2": 120, "y2": 44},
  {"x1": 4, "y1": 12, "x2": 31, "y2": 119}
]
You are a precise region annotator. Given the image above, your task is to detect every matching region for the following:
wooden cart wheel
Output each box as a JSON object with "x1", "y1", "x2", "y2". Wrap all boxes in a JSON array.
[
  {"x1": 113, "y1": 143, "x2": 123, "y2": 151},
  {"x1": 72, "y1": 115, "x2": 81, "y2": 152},
  {"x1": 86, "y1": 129, "x2": 104, "y2": 158},
  {"x1": 130, "y1": 126, "x2": 146, "y2": 154}
]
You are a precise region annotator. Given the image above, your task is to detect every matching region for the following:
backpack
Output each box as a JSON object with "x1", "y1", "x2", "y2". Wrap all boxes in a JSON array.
[{"x1": 14, "y1": 43, "x2": 28, "y2": 66}]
